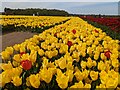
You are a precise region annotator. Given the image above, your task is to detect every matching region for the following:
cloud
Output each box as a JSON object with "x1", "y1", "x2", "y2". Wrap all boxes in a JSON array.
[
  {"x1": 68, "y1": 2, "x2": 118, "y2": 15},
  {"x1": 1, "y1": 2, "x2": 118, "y2": 15},
  {"x1": 1, "y1": 2, "x2": 99, "y2": 12}
]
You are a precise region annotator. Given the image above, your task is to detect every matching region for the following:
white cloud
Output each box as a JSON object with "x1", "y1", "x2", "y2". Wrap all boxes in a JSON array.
[{"x1": 0, "y1": 2, "x2": 118, "y2": 15}]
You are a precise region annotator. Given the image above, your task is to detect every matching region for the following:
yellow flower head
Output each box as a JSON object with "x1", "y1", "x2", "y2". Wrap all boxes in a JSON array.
[
  {"x1": 66, "y1": 62, "x2": 74, "y2": 70},
  {"x1": 84, "y1": 83, "x2": 91, "y2": 89},
  {"x1": 21, "y1": 53, "x2": 29, "y2": 60},
  {"x1": 70, "y1": 81, "x2": 84, "y2": 88},
  {"x1": 66, "y1": 70, "x2": 74, "y2": 82},
  {"x1": 90, "y1": 71, "x2": 98, "y2": 81},
  {"x1": 20, "y1": 46, "x2": 26, "y2": 53},
  {"x1": 5, "y1": 47, "x2": 14, "y2": 55},
  {"x1": 98, "y1": 61, "x2": 106, "y2": 71},
  {"x1": 87, "y1": 57, "x2": 93, "y2": 68},
  {"x1": 40, "y1": 68, "x2": 53, "y2": 83},
  {"x1": 96, "y1": 84, "x2": 106, "y2": 89},
  {"x1": 38, "y1": 49, "x2": 44, "y2": 56},
  {"x1": 29, "y1": 50, "x2": 37, "y2": 63},
  {"x1": 81, "y1": 61, "x2": 87, "y2": 69},
  {"x1": 1, "y1": 61, "x2": 13, "y2": 70},
  {"x1": 112, "y1": 59, "x2": 119, "y2": 68},
  {"x1": 106, "y1": 77, "x2": 118, "y2": 88},
  {"x1": 100, "y1": 53, "x2": 107, "y2": 60},
  {"x1": 12, "y1": 76, "x2": 22, "y2": 86},
  {"x1": 59, "y1": 57, "x2": 67, "y2": 69},
  {"x1": 1, "y1": 70, "x2": 12, "y2": 85},
  {"x1": 1, "y1": 51, "x2": 10, "y2": 60},
  {"x1": 13, "y1": 44, "x2": 20, "y2": 51},
  {"x1": 29, "y1": 74, "x2": 40, "y2": 88},
  {"x1": 74, "y1": 70, "x2": 84, "y2": 81},
  {"x1": 12, "y1": 67, "x2": 23, "y2": 76},
  {"x1": 56, "y1": 73, "x2": 69, "y2": 89},
  {"x1": 13, "y1": 54, "x2": 21, "y2": 62},
  {"x1": 82, "y1": 69, "x2": 89, "y2": 79}
]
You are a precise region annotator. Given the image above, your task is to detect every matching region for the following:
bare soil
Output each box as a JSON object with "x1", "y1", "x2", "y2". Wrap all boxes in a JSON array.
[{"x1": 1, "y1": 31, "x2": 38, "y2": 51}]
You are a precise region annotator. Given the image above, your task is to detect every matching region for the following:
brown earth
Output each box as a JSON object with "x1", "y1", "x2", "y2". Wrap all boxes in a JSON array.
[{"x1": 0, "y1": 31, "x2": 38, "y2": 51}]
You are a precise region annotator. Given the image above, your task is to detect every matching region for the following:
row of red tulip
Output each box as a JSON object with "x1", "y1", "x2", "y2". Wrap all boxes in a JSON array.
[{"x1": 80, "y1": 16, "x2": 120, "y2": 32}]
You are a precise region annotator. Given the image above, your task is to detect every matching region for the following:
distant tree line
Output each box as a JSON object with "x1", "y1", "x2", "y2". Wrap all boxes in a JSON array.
[
  {"x1": 3, "y1": 8, "x2": 69, "y2": 16},
  {"x1": 2, "y1": 8, "x2": 119, "y2": 17}
]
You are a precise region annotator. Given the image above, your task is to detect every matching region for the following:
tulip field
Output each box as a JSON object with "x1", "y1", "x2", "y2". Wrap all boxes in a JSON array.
[
  {"x1": 80, "y1": 16, "x2": 120, "y2": 40},
  {"x1": 0, "y1": 15, "x2": 120, "y2": 90},
  {"x1": 1, "y1": 15, "x2": 70, "y2": 33}
]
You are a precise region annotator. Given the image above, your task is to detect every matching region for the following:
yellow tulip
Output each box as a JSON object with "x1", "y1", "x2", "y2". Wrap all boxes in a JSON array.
[
  {"x1": 40, "y1": 68, "x2": 53, "y2": 83},
  {"x1": 84, "y1": 83, "x2": 91, "y2": 89},
  {"x1": 94, "y1": 51, "x2": 100, "y2": 60},
  {"x1": 100, "y1": 53, "x2": 107, "y2": 60},
  {"x1": 29, "y1": 74, "x2": 40, "y2": 88},
  {"x1": 87, "y1": 57, "x2": 93, "y2": 68},
  {"x1": 12, "y1": 76, "x2": 22, "y2": 86},
  {"x1": 42, "y1": 57, "x2": 48, "y2": 68},
  {"x1": 38, "y1": 49, "x2": 44, "y2": 56},
  {"x1": 1, "y1": 61, "x2": 13, "y2": 70},
  {"x1": 26, "y1": 77, "x2": 31, "y2": 87},
  {"x1": 45, "y1": 51, "x2": 53, "y2": 59},
  {"x1": 59, "y1": 44, "x2": 68, "y2": 54},
  {"x1": 96, "y1": 84, "x2": 106, "y2": 89},
  {"x1": 82, "y1": 69, "x2": 89, "y2": 79},
  {"x1": 90, "y1": 71, "x2": 98, "y2": 81},
  {"x1": 87, "y1": 47, "x2": 93, "y2": 55},
  {"x1": 66, "y1": 70, "x2": 74, "y2": 82},
  {"x1": 5, "y1": 47, "x2": 14, "y2": 55},
  {"x1": 1, "y1": 51, "x2": 10, "y2": 60},
  {"x1": 81, "y1": 61, "x2": 87, "y2": 69},
  {"x1": 70, "y1": 81, "x2": 84, "y2": 88},
  {"x1": 12, "y1": 67, "x2": 23, "y2": 76},
  {"x1": 111, "y1": 59, "x2": 119, "y2": 68},
  {"x1": 72, "y1": 51, "x2": 80, "y2": 61},
  {"x1": 29, "y1": 50, "x2": 37, "y2": 63},
  {"x1": 98, "y1": 61, "x2": 106, "y2": 71},
  {"x1": 56, "y1": 73, "x2": 69, "y2": 89},
  {"x1": 59, "y1": 57, "x2": 67, "y2": 69},
  {"x1": 21, "y1": 53, "x2": 29, "y2": 60},
  {"x1": 106, "y1": 77, "x2": 118, "y2": 88},
  {"x1": 74, "y1": 70, "x2": 84, "y2": 81},
  {"x1": 66, "y1": 62, "x2": 74, "y2": 70},
  {"x1": 20, "y1": 47, "x2": 26, "y2": 53},
  {"x1": 1, "y1": 70, "x2": 12, "y2": 84},
  {"x1": 13, "y1": 54, "x2": 21, "y2": 62},
  {"x1": 0, "y1": 74, "x2": 5, "y2": 87}
]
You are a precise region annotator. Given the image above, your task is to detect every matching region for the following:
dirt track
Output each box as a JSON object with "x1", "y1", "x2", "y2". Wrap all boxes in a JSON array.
[{"x1": 1, "y1": 31, "x2": 38, "y2": 51}]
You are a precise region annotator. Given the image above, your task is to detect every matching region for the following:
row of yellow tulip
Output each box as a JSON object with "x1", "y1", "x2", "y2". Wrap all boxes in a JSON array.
[
  {"x1": 0, "y1": 17, "x2": 120, "y2": 89},
  {"x1": 0, "y1": 15, "x2": 71, "y2": 28}
]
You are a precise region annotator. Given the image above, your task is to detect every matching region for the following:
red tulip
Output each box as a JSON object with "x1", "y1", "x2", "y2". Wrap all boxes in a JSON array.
[
  {"x1": 104, "y1": 51, "x2": 111, "y2": 59},
  {"x1": 20, "y1": 52, "x2": 26, "y2": 56},
  {"x1": 94, "y1": 29, "x2": 99, "y2": 33},
  {"x1": 54, "y1": 33, "x2": 57, "y2": 37},
  {"x1": 67, "y1": 41, "x2": 73, "y2": 47},
  {"x1": 20, "y1": 60, "x2": 32, "y2": 70},
  {"x1": 72, "y1": 29, "x2": 76, "y2": 34}
]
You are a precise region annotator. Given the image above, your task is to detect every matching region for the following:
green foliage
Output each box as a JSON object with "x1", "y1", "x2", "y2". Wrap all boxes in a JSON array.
[{"x1": 4, "y1": 8, "x2": 69, "y2": 16}]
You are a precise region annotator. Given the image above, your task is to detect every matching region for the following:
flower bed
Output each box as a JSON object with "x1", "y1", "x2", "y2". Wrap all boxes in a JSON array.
[
  {"x1": 80, "y1": 16, "x2": 120, "y2": 32},
  {"x1": 0, "y1": 17, "x2": 120, "y2": 90},
  {"x1": 1, "y1": 15, "x2": 70, "y2": 33},
  {"x1": 80, "y1": 16, "x2": 120, "y2": 40}
]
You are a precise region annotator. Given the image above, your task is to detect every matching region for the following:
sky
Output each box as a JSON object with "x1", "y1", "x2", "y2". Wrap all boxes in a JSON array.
[{"x1": 0, "y1": 0, "x2": 120, "y2": 15}]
